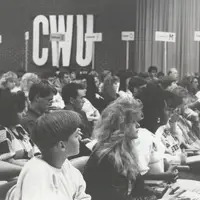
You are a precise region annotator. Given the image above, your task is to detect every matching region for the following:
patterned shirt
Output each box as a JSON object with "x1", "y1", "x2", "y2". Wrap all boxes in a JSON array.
[{"x1": 0, "y1": 124, "x2": 40, "y2": 161}]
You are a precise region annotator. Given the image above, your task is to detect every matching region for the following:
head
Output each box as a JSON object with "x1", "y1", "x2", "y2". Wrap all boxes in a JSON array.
[
  {"x1": 32, "y1": 110, "x2": 82, "y2": 160},
  {"x1": 0, "y1": 89, "x2": 26, "y2": 127},
  {"x1": 190, "y1": 77, "x2": 199, "y2": 91},
  {"x1": 157, "y1": 71, "x2": 164, "y2": 79},
  {"x1": 100, "y1": 70, "x2": 112, "y2": 82},
  {"x1": 169, "y1": 85, "x2": 189, "y2": 105},
  {"x1": 59, "y1": 70, "x2": 71, "y2": 86},
  {"x1": 28, "y1": 80, "x2": 54, "y2": 114},
  {"x1": 102, "y1": 75, "x2": 120, "y2": 98},
  {"x1": 148, "y1": 66, "x2": 158, "y2": 78},
  {"x1": 62, "y1": 83, "x2": 86, "y2": 110},
  {"x1": 93, "y1": 97, "x2": 142, "y2": 180},
  {"x1": 168, "y1": 68, "x2": 179, "y2": 81},
  {"x1": 0, "y1": 71, "x2": 18, "y2": 90},
  {"x1": 128, "y1": 76, "x2": 147, "y2": 97},
  {"x1": 86, "y1": 75, "x2": 99, "y2": 98},
  {"x1": 20, "y1": 73, "x2": 40, "y2": 96},
  {"x1": 94, "y1": 76, "x2": 100, "y2": 88},
  {"x1": 70, "y1": 70, "x2": 77, "y2": 81}
]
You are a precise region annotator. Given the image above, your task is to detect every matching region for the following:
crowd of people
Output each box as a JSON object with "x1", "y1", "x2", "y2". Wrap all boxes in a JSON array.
[{"x1": 0, "y1": 66, "x2": 200, "y2": 199}]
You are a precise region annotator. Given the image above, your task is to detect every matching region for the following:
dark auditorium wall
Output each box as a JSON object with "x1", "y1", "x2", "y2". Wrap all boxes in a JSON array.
[{"x1": 0, "y1": 0, "x2": 137, "y2": 73}]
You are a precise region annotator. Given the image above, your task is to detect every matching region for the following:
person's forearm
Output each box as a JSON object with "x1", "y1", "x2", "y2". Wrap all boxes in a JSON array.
[
  {"x1": 143, "y1": 172, "x2": 169, "y2": 180},
  {"x1": 187, "y1": 101, "x2": 200, "y2": 110},
  {"x1": 0, "y1": 161, "x2": 22, "y2": 180}
]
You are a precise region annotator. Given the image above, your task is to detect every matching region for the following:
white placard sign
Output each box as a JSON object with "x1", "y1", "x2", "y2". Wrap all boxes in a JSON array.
[
  {"x1": 0, "y1": 35, "x2": 2, "y2": 43},
  {"x1": 121, "y1": 31, "x2": 135, "y2": 41},
  {"x1": 155, "y1": 31, "x2": 176, "y2": 42},
  {"x1": 85, "y1": 33, "x2": 102, "y2": 42},
  {"x1": 25, "y1": 32, "x2": 29, "y2": 40},
  {"x1": 194, "y1": 31, "x2": 200, "y2": 41},
  {"x1": 50, "y1": 33, "x2": 65, "y2": 42}
]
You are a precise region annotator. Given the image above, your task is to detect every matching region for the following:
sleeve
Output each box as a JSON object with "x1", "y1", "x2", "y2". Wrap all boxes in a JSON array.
[
  {"x1": 74, "y1": 171, "x2": 91, "y2": 200},
  {"x1": 0, "y1": 128, "x2": 15, "y2": 161},
  {"x1": 67, "y1": 162, "x2": 91, "y2": 200}
]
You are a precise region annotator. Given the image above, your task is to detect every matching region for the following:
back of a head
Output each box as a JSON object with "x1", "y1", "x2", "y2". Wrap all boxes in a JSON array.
[
  {"x1": 0, "y1": 88, "x2": 26, "y2": 127},
  {"x1": 21, "y1": 73, "x2": 40, "y2": 91},
  {"x1": 32, "y1": 110, "x2": 82, "y2": 152},
  {"x1": 93, "y1": 97, "x2": 143, "y2": 140},
  {"x1": 128, "y1": 76, "x2": 147, "y2": 92},
  {"x1": 28, "y1": 80, "x2": 54, "y2": 103}
]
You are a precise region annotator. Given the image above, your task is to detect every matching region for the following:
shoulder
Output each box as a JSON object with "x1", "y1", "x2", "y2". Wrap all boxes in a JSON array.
[{"x1": 155, "y1": 125, "x2": 166, "y2": 136}]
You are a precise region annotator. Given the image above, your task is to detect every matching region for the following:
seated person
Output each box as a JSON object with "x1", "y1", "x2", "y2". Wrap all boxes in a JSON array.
[
  {"x1": 0, "y1": 89, "x2": 40, "y2": 168},
  {"x1": 83, "y1": 97, "x2": 179, "y2": 200},
  {"x1": 12, "y1": 110, "x2": 91, "y2": 200},
  {"x1": 20, "y1": 80, "x2": 54, "y2": 135},
  {"x1": 61, "y1": 83, "x2": 92, "y2": 139}
]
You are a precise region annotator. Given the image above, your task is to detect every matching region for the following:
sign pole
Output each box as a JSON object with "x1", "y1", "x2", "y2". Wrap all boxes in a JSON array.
[
  {"x1": 164, "y1": 41, "x2": 167, "y2": 75},
  {"x1": 121, "y1": 31, "x2": 134, "y2": 71},
  {"x1": 194, "y1": 31, "x2": 200, "y2": 74},
  {"x1": 92, "y1": 42, "x2": 95, "y2": 70},
  {"x1": 126, "y1": 41, "x2": 130, "y2": 70},
  {"x1": 25, "y1": 32, "x2": 29, "y2": 72},
  {"x1": 155, "y1": 31, "x2": 176, "y2": 75}
]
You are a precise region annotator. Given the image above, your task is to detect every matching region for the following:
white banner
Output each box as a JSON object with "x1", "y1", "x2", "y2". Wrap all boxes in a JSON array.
[
  {"x1": 50, "y1": 33, "x2": 65, "y2": 42},
  {"x1": 194, "y1": 31, "x2": 200, "y2": 41},
  {"x1": 121, "y1": 31, "x2": 135, "y2": 41},
  {"x1": 155, "y1": 31, "x2": 176, "y2": 42},
  {"x1": 85, "y1": 33, "x2": 102, "y2": 42}
]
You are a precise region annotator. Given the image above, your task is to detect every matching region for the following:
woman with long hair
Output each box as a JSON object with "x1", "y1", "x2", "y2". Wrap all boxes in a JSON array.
[{"x1": 83, "y1": 97, "x2": 179, "y2": 200}]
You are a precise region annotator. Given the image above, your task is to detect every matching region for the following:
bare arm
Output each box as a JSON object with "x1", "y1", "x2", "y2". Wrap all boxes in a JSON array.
[{"x1": 0, "y1": 160, "x2": 22, "y2": 180}]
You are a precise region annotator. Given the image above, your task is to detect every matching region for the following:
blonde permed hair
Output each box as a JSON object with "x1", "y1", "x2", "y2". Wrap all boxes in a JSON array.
[{"x1": 93, "y1": 97, "x2": 143, "y2": 181}]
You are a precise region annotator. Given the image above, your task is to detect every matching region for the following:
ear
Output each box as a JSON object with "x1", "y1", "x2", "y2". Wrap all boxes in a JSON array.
[
  {"x1": 70, "y1": 97, "x2": 75, "y2": 104},
  {"x1": 58, "y1": 141, "x2": 66, "y2": 152}
]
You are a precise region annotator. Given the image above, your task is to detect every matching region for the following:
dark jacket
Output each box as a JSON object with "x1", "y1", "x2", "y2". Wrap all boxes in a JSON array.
[{"x1": 83, "y1": 151, "x2": 157, "y2": 200}]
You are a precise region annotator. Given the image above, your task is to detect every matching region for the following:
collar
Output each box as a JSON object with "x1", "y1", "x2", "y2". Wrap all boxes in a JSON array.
[{"x1": 28, "y1": 107, "x2": 42, "y2": 118}]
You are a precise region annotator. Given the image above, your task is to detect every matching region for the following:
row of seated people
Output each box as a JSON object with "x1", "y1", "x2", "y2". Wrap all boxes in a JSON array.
[
  {"x1": 0, "y1": 70, "x2": 200, "y2": 198},
  {"x1": 0, "y1": 88, "x2": 199, "y2": 199}
]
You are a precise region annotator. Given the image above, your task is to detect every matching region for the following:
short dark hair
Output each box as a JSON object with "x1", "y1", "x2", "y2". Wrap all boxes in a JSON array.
[
  {"x1": 128, "y1": 76, "x2": 147, "y2": 91},
  {"x1": 32, "y1": 110, "x2": 82, "y2": 151},
  {"x1": 61, "y1": 83, "x2": 84, "y2": 105},
  {"x1": 148, "y1": 66, "x2": 158, "y2": 73},
  {"x1": 28, "y1": 80, "x2": 54, "y2": 103}
]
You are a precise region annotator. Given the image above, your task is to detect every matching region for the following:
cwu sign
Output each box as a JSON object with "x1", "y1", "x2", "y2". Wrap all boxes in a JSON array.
[{"x1": 32, "y1": 15, "x2": 96, "y2": 67}]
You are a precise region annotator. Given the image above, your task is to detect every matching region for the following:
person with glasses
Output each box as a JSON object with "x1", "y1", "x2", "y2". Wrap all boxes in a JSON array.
[{"x1": 20, "y1": 80, "x2": 54, "y2": 136}]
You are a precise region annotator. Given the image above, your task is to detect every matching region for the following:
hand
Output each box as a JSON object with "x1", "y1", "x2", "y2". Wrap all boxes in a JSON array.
[
  {"x1": 161, "y1": 187, "x2": 186, "y2": 200},
  {"x1": 165, "y1": 165, "x2": 179, "y2": 182},
  {"x1": 169, "y1": 113, "x2": 179, "y2": 123},
  {"x1": 81, "y1": 138, "x2": 92, "y2": 144}
]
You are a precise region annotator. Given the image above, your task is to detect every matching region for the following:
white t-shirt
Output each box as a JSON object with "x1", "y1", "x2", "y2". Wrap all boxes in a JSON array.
[
  {"x1": 82, "y1": 98, "x2": 100, "y2": 121},
  {"x1": 13, "y1": 157, "x2": 91, "y2": 200},
  {"x1": 155, "y1": 124, "x2": 182, "y2": 164},
  {"x1": 134, "y1": 128, "x2": 165, "y2": 175}
]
